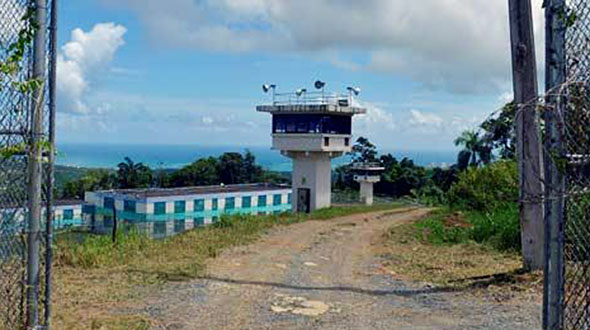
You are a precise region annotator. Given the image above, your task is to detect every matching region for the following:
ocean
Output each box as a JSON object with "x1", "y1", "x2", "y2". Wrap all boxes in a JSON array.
[{"x1": 55, "y1": 144, "x2": 458, "y2": 171}]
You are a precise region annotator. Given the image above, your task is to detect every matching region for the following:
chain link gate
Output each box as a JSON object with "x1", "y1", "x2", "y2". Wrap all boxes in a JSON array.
[
  {"x1": 544, "y1": 0, "x2": 590, "y2": 328},
  {"x1": 0, "y1": 0, "x2": 56, "y2": 329}
]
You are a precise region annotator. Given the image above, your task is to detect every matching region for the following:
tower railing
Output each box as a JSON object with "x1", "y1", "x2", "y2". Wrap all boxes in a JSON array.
[{"x1": 270, "y1": 91, "x2": 355, "y2": 107}]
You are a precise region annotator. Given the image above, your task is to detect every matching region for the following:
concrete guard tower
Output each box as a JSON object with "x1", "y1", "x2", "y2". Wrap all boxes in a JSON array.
[
  {"x1": 351, "y1": 162, "x2": 385, "y2": 205},
  {"x1": 257, "y1": 83, "x2": 366, "y2": 213}
]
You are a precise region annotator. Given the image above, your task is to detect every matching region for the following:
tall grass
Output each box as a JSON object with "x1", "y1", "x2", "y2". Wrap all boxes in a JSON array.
[
  {"x1": 55, "y1": 204, "x2": 404, "y2": 279},
  {"x1": 416, "y1": 204, "x2": 520, "y2": 251}
]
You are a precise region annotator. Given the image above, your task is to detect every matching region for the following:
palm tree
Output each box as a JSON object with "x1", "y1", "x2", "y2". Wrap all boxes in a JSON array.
[
  {"x1": 454, "y1": 130, "x2": 492, "y2": 170},
  {"x1": 117, "y1": 157, "x2": 152, "y2": 189}
]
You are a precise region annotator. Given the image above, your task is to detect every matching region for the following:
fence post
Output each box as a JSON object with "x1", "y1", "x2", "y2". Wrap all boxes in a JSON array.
[
  {"x1": 508, "y1": 0, "x2": 545, "y2": 271},
  {"x1": 543, "y1": 0, "x2": 567, "y2": 328},
  {"x1": 44, "y1": 0, "x2": 58, "y2": 328},
  {"x1": 26, "y1": 0, "x2": 47, "y2": 328}
]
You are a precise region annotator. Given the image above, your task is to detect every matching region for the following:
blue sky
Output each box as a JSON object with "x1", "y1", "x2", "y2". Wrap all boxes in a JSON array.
[{"x1": 55, "y1": 0, "x2": 545, "y2": 151}]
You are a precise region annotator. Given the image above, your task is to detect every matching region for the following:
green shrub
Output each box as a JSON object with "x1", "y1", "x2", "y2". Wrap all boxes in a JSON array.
[
  {"x1": 448, "y1": 161, "x2": 518, "y2": 212},
  {"x1": 416, "y1": 204, "x2": 520, "y2": 251},
  {"x1": 415, "y1": 209, "x2": 468, "y2": 244},
  {"x1": 468, "y1": 203, "x2": 520, "y2": 251}
]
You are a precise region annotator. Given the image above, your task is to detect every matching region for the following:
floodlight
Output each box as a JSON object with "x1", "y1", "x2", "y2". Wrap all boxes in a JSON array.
[
  {"x1": 296, "y1": 88, "x2": 307, "y2": 97},
  {"x1": 347, "y1": 86, "x2": 361, "y2": 96},
  {"x1": 314, "y1": 80, "x2": 326, "y2": 90},
  {"x1": 262, "y1": 84, "x2": 276, "y2": 93}
]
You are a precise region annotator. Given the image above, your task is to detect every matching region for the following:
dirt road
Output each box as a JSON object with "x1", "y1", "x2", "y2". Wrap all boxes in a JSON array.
[{"x1": 133, "y1": 208, "x2": 541, "y2": 329}]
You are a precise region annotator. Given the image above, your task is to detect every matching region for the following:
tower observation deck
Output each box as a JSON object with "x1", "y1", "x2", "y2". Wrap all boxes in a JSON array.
[{"x1": 257, "y1": 83, "x2": 366, "y2": 212}]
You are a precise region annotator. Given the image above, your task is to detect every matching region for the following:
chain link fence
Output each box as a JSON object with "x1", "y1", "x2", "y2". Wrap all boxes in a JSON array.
[
  {"x1": 544, "y1": 0, "x2": 590, "y2": 328},
  {"x1": 0, "y1": 0, "x2": 56, "y2": 328}
]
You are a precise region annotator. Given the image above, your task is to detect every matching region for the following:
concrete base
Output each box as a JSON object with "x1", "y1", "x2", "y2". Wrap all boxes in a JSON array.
[
  {"x1": 287, "y1": 152, "x2": 334, "y2": 212},
  {"x1": 359, "y1": 181, "x2": 374, "y2": 205}
]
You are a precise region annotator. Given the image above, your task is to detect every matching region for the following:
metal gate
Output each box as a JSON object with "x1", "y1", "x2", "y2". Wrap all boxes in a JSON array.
[
  {"x1": 544, "y1": 0, "x2": 590, "y2": 328},
  {"x1": 0, "y1": 0, "x2": 56, "y2": 328}
]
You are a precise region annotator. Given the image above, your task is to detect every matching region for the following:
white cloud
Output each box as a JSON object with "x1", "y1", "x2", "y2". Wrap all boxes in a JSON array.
[
  {"x1": 57, "y1": 23, "x2": 127, "y2": 114},
  {"x1": 102, "y1": 0, "x2": 544, "y2": 93},
  {"x1": 409, "y1": 110, "x2": 443, "y2": 128}
]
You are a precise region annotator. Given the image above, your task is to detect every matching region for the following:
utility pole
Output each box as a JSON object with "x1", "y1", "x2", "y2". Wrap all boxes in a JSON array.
[{"x1": 508, "y1": 0, "x2": 545, "y2": 271}]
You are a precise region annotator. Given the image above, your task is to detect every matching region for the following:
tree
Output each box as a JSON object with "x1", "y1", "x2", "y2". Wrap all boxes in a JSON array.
[
  {"x1": 480, "y1": 102, "x2": 516, "y2": 160},
  {"x1": 62, "y1": 170, "x2": 116, "y2": 199},
  {"x1": 168, "y1": 157, "x2": 219, "y2": 187},
  {"x1": 218, "y1": 152, "x2": 246, "y2": 185},
  {"x1": 117, "y1": 157, "x2": 153, "y2": 189},
  {"x1": 349, "y1": 137, "x2": 378, "y2": 163},
  {"x1": 243, "y1": 150, "x2": 264, "y2": 183},
  {"x1": 454, "y1": 130, "x2": 492, "y2": 170}
]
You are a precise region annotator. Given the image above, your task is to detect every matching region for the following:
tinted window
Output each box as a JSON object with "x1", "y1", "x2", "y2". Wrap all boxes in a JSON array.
[
  {"x1": 124, "y1": 200, "x2": 136, "y2": 213},
  {"x1": 272, "y1": 114, "x2": 351, "y2": 135},
  {"x1": 63, "y1": 209, "x2": 74, "y2": 220},
  {"x1": 258, "y1": 195, "x2": 267, "y2": 207},
  {"x1": 273, "y1": 194, "x2": 282, "y2": 206},
  {"x1": 174, "y1": 220, "x2": 185, "y2": 233},
  {"x1": 154, "y1": 202, "x2": 166, "y2": 215},
  {"x1": 194, "y1": 199, "x2": 205, "y2": 211},
  {"x1": 104, "y1": 197, "x2": 115, "y2": 210},
  {"x1": 212, "y1": 198, "x2": 218, "y2": 211},
  {"x1": 242, "y1": 196, "x2": 251, "y2": 208},
  {"x1": 174, "y1": 200, "x2": 186, "y2": 214},
  {"x1": 225, "y1": 197, "x2": 235, "y2": 210}
]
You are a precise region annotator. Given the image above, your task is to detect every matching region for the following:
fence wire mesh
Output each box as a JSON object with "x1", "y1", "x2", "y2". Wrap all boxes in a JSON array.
[
  {"x1": 542, "y1": 0, "x2": 590, "y2": 328},
  {"x1": 562, "y1": 0, "x2": 590, "y2": 326},
  {"x1": 0, "y1": 0, "x2": 55, "y2": 329}
]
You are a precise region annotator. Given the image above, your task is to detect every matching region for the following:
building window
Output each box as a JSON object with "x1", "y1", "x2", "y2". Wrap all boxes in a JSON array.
[
  {"x1": 154, "y1": 202, "x2": 166, "y2": 215},
  {"x1": 194, "y1": 199, "x2": 205, "y2": 211},
  {"x1": 345, "y1": 137, "x2": 350, "y2": 146},
  {"x1": 242, "y1": 196, "x2": 252, "y2": 208},
  {"x1": 258, "y1": 195, "x2": 267, "y2": 207},
  {"x1": 212, "y1": 216, "x2": 219, "y2": 223},
  {"x1": 225, "y1": 197, "x2": 235, "y2": 210},
  {"x1": 124, "y1": 200, "x2": 136, "y2": 213},
  {"x1": 174, "y1": 220, "x2": 185, "y2": 233},
  {"x1": 287, "y1": 193, "x2": 292, "y2": 204},
  {"x1": 273, "y1": 194, "x2": 282, "y2": 206},
  {"x1": 104, "y1": 197, "x2": 115, "y2": 210},
  {"x1": 154, "y1": 222, "x2": 166, "y2": 236},
  {"x1": 324, "y1": 137, "x2": 330, "y2": 146},
  {"x1": 63, "y1": 209, "x2": 74, "y2": 220},
  {"x1": 212, "y1": 198, "x2": 218, "y2": 211},
  {"x1": 195, "y1": 217, "x2": 205, "y2": 226},
  {"x1": 174, "y1": 200, "x2": 186, "y2": 214}
]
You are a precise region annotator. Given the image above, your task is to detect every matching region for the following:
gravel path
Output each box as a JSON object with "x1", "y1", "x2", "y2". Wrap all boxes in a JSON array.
[{"x1": 131, "y1": 208, "x2": 542, "y2": 330}]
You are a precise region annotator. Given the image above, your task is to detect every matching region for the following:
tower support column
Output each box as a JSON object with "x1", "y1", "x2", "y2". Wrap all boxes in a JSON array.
[
  {"x1": 288, "y1": 152, "x2": 332, "y2": 212},
  {"x1": 359, "y1": 181, "x2": 374, "y2": 205}
]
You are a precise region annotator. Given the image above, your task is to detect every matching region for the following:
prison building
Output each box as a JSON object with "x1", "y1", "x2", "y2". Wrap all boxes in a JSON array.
[
  {"x1": 83, "y1": 183, "x2": 292, "y2": 238},
  {"x1": 0, "y1": 199, "x2": 83, "y2": 233}
]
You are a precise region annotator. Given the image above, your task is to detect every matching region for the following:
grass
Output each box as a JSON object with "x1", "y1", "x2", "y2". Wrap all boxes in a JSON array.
[
  {"x1": 414, "y1": 204, "x2": 520, "y2": 251},
  {"x1": 52, "y1": 203, "x2": 403, "y2": 329},
  {"x1": 383, "y1": 209, "x2": 542, "y2": 292}
]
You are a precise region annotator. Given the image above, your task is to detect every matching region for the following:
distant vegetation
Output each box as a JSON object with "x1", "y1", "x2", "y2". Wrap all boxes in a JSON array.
[
  {"x1": 60, "y1": 150, "x2": 289, "y2": 199},
  {"x1": 334, "y1": 101, "x2": 520, "y2": 251}
]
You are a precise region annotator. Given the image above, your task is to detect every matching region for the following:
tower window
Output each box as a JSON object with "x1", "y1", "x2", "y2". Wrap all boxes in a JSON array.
[
  {"x1": 345, "y1": 137, "x2": 350, "y2": 146},
  {"x1": 324, "y1": 137, "x2": 330, "y2": 146}
]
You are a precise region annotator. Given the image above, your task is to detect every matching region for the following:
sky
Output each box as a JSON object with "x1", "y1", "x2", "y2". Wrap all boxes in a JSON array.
[{"x1": 55, "y1": 0, "x2": 546, "y2": 151}]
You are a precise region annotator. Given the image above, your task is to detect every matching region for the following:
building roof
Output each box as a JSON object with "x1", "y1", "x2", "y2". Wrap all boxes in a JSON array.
[
  {"x1": 93, "y1": 183, "x2": 291, "y2": 199},
  {"x1": 257, "y1": 104, "x2": 366, "y2": 115}
]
